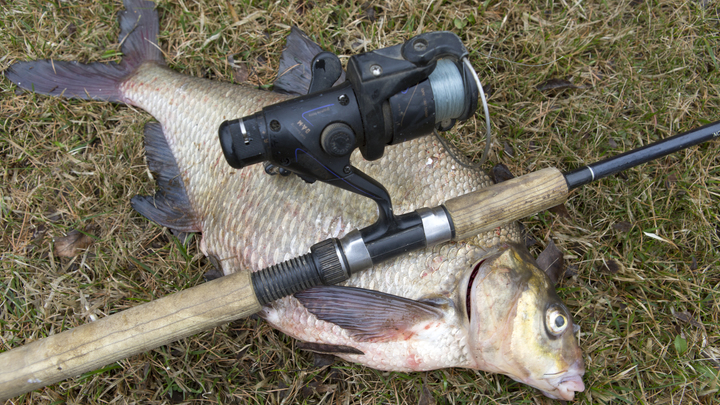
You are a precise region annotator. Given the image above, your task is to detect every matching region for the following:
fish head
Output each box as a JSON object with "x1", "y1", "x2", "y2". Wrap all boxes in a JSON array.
[{"x1": 461, "y1": 243, "x2": 585, "y2": 400}]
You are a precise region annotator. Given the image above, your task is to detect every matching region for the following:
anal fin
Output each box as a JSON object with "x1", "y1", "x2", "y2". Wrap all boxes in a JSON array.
[
  {"x1": 295, "y1": 286, "x2": 444, "y2": 343},
  {"x1": 131, "y1": 122, "x2": 201, "y2": 233}
]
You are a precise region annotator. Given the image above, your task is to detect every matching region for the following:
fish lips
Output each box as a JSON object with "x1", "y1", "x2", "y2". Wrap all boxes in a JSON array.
[{"x1": 539, "y1": 357, "x2": 586, "y2": 400}]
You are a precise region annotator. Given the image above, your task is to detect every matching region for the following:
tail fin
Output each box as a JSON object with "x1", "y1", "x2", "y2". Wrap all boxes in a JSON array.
[{"x1": 3, "y1": 0, "x2": 163, "y2": 102}]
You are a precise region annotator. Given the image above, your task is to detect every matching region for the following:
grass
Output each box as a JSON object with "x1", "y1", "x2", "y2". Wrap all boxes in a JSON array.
[{"x1": 1, "y1": 0, "x2": 719, "y2": 403}]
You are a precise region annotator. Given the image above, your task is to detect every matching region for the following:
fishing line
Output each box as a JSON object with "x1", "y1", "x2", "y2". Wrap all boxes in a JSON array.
[
  {"x1": 468, "y1": 57, "x2": 492, "y2": 167},
  {"x1": 429, "y1": 59, "x2": 466, "y2": 122},
  {"x1": 434, "y1": 54, "x2": 563, "y2": 170},
  {"x1": 433, "y1": 57, "x2": 492, "y2": 170}
]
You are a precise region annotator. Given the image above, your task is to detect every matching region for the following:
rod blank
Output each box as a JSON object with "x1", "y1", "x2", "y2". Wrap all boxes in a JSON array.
[{"x1": 564, "y1": 120, "x2": 720, "y2": 190}]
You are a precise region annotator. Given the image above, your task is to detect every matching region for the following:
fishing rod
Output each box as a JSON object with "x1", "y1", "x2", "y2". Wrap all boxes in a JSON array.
[
  {"x1": 1, "y1": 118, "x2": 718, "y2": 400},
  {"x1": 215, "y1": 30, "x2": 719, "y2": 306},
  {"x1": 238, "y1": 119, "x2": 720, "y2": 307}
]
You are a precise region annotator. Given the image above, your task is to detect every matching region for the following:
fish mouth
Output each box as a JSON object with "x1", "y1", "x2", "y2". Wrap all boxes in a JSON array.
[
  {"x1": 540, "y1": 359, "x2": 586, "y2": 400},
  {"x1": 542, "y1": 374, "x2": 585, "y2": 401}
]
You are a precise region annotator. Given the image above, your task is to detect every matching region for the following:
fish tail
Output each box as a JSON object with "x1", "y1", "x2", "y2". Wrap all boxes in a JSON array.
[{"x1": 3, "y1": 0, "x2": 162, "y2": 102}]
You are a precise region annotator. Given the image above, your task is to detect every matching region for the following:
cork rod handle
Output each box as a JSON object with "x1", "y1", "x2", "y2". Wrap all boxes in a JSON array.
[
  {"x1": 444, "y1": 167, "x2": 569, "y2": 240},
  {"x1": 0, "y1": 270, "x2": 261, "y2": 400}
]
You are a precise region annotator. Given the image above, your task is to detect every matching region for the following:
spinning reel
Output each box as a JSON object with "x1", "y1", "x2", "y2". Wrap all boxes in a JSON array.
[
  {"x1": 218, "y1": 32, "x2": 486, "y2": 300},
  {"x1": 219, "y1": 32, "x2": 482, "y2": 234}
]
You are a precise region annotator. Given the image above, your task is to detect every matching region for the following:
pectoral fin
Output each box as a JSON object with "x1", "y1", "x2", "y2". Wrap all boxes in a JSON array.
[
  {"x1": 294, "y1": 286, "x2": 443, "y2": 343},
  {"x1": 296, "y1": 342, "x2": 364, "y2": 355}
]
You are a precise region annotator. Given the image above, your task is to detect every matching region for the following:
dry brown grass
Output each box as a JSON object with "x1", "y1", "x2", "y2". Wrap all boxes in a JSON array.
[{"x1": 1, "y1": 0, "x2": 719, "y2": 404}]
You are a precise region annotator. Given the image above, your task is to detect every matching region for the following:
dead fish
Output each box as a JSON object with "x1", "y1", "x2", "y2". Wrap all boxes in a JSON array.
[{"x1": 3, "y1": 0, "x2": 584, "y2": 400}]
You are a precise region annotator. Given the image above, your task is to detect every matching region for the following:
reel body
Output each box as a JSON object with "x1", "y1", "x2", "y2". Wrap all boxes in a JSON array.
[{"x1": 218, "y1": 31, "x2": 481, "y2": 255}]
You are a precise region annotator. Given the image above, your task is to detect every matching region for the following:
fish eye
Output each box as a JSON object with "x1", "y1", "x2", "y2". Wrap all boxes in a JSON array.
[{"x1": 546, "y1": 308, "x2": 569, "y2": 335}]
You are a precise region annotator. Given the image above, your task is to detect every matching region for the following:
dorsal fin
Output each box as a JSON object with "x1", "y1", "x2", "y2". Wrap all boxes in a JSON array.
[{"x1": 274, "y1": 27, "x2": 345, "y2": 96}]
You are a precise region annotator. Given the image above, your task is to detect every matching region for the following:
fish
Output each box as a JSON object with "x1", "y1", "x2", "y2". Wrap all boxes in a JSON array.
[{"x1": 3, "y1": 0, "x2": 584, "y2": 400}]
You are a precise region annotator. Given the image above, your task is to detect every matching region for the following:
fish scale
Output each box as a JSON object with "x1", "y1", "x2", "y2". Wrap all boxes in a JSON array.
[{"x1": 3, "y1": 0, "x2": 584, "y2": 400}]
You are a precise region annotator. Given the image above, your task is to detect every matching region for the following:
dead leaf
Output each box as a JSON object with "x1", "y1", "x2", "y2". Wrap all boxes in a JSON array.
[
  {"x1": 536, "y1": 78, "x2": 580, "y2": 92},
  {"x1": 671, "y1": 307, "x2": 704, "y2": 328},
  {"x1": 491, "y1": 163, "x2": 515, "y2": 183},
  {"x1": 312, "y1": 352, "x2": 336, "y2": 367},
  {"x1": 361, "y1": 2, "x2": 378, "y2": 22},
  {"x1": 54, "y1": 224, "x2": 98, "y2": 257},
  {"x1": 276, "y1": 381, "x2": 289, "y2": 402},
  {"x1": 65, "y1": 23, "x2": 77, "y2": 36},
  {"x1": 227, "y1": 53, "x2": 250, "y2": 83},
  {"x1": 417, "y1": 373, "x2": 436, "y2": 405},
  {"x1": 536, "y1": 239, "x2": 564, "y2": 285},
  {"x1": 618, "y1": 172, "x2": 629, "y2": 181},
  {"x1": 30, "y1": 224, "x2": 47, "y2": 245},
  {"x1": 222, "y1": 1, "x2": 239, "y2": 23},
  {"x1": 232, "y1": 65, "x2": 249, "y2": 83},
  {"x1": 295, "y1": 1, "x2": 313, "y2": 15},
  {"x1": 45, "y1": 210, "x2": 64, "y2": 223},
  {"x1": 549, "y1": 204, "x2": 571, "y2": 219},
  {"x1": 482, "y1": 82, "x2": 494, "y2": 98},
  {"x1": 502, "y1": 141, "x2": 515, "y2": 157},
  {"x1": 565, "y1": 264, "x2": 579, "y2": 278},
  {"x1": 597, "y1": 259, "x2": 622, "y2": 274},
  {"x1": 350, "y1": 40, "x2": 365, "y2": 51},
  {"x1": 299, "y1": 380, "x2": 336, "y2": 400},
  {"x1": 613, "y1": 221, "x2": 633, "y2": 233},
  {"x1": 568, "y1": 242, "x2": 586, "y2": 256}
]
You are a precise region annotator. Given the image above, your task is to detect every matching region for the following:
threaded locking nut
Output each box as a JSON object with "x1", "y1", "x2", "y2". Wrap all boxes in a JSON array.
[{"x1": 311, "y1": 238, "x2": 350, "y2": 285}]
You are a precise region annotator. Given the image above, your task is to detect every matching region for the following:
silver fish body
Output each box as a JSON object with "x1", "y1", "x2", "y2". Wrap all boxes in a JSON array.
[
  {"x1": 123, "y1": 61, "x2": 521, "y2": 371},
  {"x1": 4, "y1": 0, "x2": 584, "y2": 400}
]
